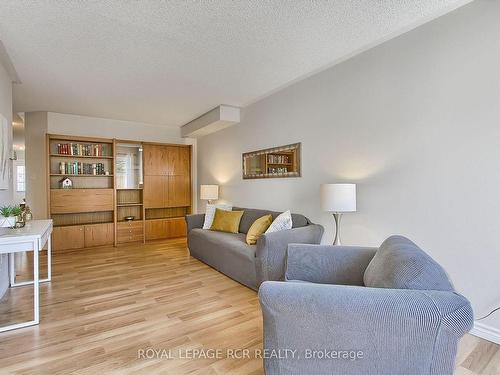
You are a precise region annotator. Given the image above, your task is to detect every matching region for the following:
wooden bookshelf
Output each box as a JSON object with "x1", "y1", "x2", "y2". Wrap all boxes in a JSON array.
[
  {"x1": 47, "y1": 135, "x2": 192, "y2": 250},
  {"x1": 47, "y1": 134, "x2": 116, "y2": 251}
]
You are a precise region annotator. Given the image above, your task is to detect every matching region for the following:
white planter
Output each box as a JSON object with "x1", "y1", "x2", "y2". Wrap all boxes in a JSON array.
[{"x1": 0, "y1": 216, "x2": 17, "y2": 228}]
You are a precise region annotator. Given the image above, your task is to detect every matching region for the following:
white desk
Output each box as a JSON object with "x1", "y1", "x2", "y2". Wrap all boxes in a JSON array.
[{"x1": 0, "y1": 219, "x2": 53, "y2": 332}]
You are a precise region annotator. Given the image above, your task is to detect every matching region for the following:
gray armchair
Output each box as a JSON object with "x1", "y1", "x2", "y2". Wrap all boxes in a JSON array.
[{"x1": 259, "y1": 236, "x2": 473, "y2": 375}]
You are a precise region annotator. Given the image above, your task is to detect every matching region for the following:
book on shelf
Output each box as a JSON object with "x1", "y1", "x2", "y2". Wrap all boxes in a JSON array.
[
  {"x1": 58, "y1": 161, "x2": 108, "y2": 175},
  {"x1": 267, "y1": 154, "x2": 290, "y2": 164},
  {"x1": 268, "y1": 167, "x2": 288, "y2": 174},
  {"x1": 56, "y1": 143, "x2": 108, "y2": 157}
]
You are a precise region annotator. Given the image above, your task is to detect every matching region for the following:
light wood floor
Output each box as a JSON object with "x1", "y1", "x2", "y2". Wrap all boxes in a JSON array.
[{"x1": 0, "y1": 239, "x2": 498, "y2": 374}]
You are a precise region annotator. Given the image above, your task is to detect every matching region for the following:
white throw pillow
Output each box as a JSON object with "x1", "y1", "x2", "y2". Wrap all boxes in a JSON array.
[
  {"x1": 203, "y1": 204, "x2": 233, "y2": 229},
  {"x1": 265, "y1": 210, "x2": 292, "y2": 233}
]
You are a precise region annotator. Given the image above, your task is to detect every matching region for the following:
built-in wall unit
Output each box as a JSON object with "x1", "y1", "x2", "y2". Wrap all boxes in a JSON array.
[
  {"x1": 143, "y1": 144, "x2": 191, "y2": 241},
  {"x1": 47, "y1": 134, "x2": 191, "y2": 251}
]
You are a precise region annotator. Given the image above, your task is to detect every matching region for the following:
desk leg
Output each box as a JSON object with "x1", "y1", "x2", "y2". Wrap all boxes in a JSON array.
[
  {"x1": 47, "y1": 234, "x2": 52, "y2": 282},
  {"x1": 9, "y1": 252, "x2": 15, "y2": 286},
  {"x1": 33, "y1": 239, "x2": 40, "y2": 324}
]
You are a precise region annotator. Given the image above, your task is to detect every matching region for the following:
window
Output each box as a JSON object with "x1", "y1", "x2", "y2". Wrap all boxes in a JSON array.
[{"x1": 16, "y1": 165, "x2": 25, "y2": 192}]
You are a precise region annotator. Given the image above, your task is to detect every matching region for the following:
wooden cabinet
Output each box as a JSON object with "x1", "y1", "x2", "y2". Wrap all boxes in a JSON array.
[
  {"x1": 166, "y1": 217, "x2": 187, "y2": 238},
  {"x1": 53, "y1": 223, "x2": 114, "y2": 250},
  {"x1": 84, "y1": 223, "x2": 114, "y2": 247},
  {"x1": 143, "y1": 144, "x2": 167, "y2": 175},
  {"x1": 144, "y1": 176, "x2": 190, "y2": 208},
  {"x1": 52, "y1": 225, "x2": 85, "y2": 251},
  {"x1": 51, "y1": 189, "x2": 114, "y2": 214},
  {"x1": 117, "y1": 221, "x2": 144, "y2": 243},
  {"x1": 143, "y1": 176, "x2": 167, "y2": 208},
  {"x1": 168, "y1": 175, "x2": 190, "y2": 206},
  {"x1": 144, "y1": 145, "x2": 190, "y2": 177},
  {"x1": 167, "y1": 146, "x2": 190, "y2": 176},
  {"x1": 145, "y1": 218, "x2": 186, "y2": 240}
]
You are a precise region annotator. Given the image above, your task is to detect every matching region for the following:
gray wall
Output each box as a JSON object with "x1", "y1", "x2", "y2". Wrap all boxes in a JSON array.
[
  {"x1": 197, "y1": 0, "x2": 500, "y2": 331},
  {"x1": 0, "y1": 60, "x2": 13, "y2": 298}
]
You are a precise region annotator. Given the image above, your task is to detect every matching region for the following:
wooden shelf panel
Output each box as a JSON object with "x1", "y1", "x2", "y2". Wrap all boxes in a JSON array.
[
  {"x1": 117, "y1": 203, "x2": 143, "y2": 207},
  {"x1": 50, "y1": 154, "x2": 114, "y2": 159},
  {"x1": 50, "y1": 174, "x2": 113, "y2": 177}
]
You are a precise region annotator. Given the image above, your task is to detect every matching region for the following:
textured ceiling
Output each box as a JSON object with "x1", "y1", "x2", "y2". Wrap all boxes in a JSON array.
[{"x1": 0, "y1": 0, "x2": 471, "y2": 127}]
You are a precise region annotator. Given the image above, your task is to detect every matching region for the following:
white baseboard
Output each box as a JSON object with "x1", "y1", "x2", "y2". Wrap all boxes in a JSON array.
[{"x1": 470, "y1": 322, "x2": 500, "y2": 345}]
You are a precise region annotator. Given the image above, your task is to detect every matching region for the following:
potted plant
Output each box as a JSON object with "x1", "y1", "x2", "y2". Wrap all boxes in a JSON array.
[{"x1": 0, "y1": 205, "x2": 22, "y2": 228}]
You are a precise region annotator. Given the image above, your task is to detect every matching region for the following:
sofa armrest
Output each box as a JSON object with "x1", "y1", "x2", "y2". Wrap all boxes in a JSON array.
[
  {"x1": 285, "y1": 244, "x2": 377, "y2": 286},
  {"x1": 259, "y1": 281, "x2": 473, "y2": 375},
  {"x1": 255, "y1": 224, "x2": 324, "y2": 285},
  {"x1": 185, "y1": 214, "x2": 205, "y2": 232}
]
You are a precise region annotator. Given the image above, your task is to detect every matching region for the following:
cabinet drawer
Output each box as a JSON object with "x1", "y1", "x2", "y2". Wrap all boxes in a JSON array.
[
  {"x1": 117, "y1": 233, "x2": 144, "y2": 244},
  {"x1": 52, "y1": 225, "x2": 85, "y2": 251},
  {"x1": 117, "y1": 221, "x2": 143, "y2": 230},
  {"x1": 117, "y1": 225, "x2": 143, "y2": 237},
  {"x1": 51, "y1": 189, "x2": 114, "y2": 214}
]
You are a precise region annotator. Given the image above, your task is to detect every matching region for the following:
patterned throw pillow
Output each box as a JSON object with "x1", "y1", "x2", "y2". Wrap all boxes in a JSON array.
[
  {"x1": 203, "y1": 204, "x2": 232, "y2": 229},
  {"x1": 265, "y1": 210, "x2": 292, "y2": 233}
]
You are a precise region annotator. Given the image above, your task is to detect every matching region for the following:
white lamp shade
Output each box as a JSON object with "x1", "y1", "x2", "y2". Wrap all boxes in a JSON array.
[
  {"x1": 200, "y1": 184, "x2": 219, "y2": 200},
  {"x1": 320, "y1": 183, "x2": 356, "y2": 213}
]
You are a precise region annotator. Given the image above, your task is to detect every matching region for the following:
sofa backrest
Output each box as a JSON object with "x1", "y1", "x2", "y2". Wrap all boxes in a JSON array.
[
  {"x1": 232, "y1": 207, "x2": 310, "y2": 234},
  {"x1": 363, "y1": 235, "x2": 454, "y2": 291}
]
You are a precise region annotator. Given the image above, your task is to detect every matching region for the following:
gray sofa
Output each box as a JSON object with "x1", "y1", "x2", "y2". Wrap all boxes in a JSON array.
[
  {"x1": 259, "y1": 236, "x2": 473, "y2": 375},
  {"x1": 185, "y1": 207, "x2": 324, "y2": 290}
]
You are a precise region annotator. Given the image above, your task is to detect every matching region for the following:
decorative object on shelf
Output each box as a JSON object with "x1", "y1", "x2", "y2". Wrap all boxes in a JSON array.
[
  {"x1": 242, "y1": 143, "x2": 301, "y2": 179},
  {"x1": 320, "y1": 183, "x2": 357, "y2": 245},
  {"x1": 200, "y1": 184, "x2": 219, "y2": 204},
  {"x1": 124, "y1": 216, "x2": 135, "y2": 221},
  {"x1": 59, "y1": 177, "x2": 73, "y2": 189},
  {"x1": 0, "y1": 205, "x2": 22, "y2": 228}
]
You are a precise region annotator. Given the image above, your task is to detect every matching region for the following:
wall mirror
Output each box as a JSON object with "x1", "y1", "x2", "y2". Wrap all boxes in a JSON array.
[{"x1": 242, "y1": 143, "x2": 301, "y2": 179}]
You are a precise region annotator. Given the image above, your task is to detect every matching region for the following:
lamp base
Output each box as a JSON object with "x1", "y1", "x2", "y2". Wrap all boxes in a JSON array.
[{"x1": 332, "y1": 213, "x2": 342, "y2": 246}]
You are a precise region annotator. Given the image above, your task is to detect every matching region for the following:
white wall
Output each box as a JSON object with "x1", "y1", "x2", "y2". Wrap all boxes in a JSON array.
[
  {"x1": 0, "y1": 60, "x2": 13, "y2": 298},
  {"x1": 197, "y1": 0, "x2": 500, "y2": 333}
]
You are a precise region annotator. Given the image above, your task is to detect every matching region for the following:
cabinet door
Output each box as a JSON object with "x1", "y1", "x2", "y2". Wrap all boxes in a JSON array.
[
  {"x1": 167, "y1": 146, "x2": 190, "y2": 176},
  {"x1": 145, "y1": 219, "x2": 167, "y2": 240},
  {"x1": 143, "y1": 144, "x2": 167, "y2": 175},
  {"x1": 168, "y1": 175, "x2": 190, "y2": 207},
  {"x1": 84, "y1": 223, "x2": 114, "y2": 247},
  {"x1": 52, "y1": 225, "x2": 85, "y2": 251},
  {"x1": 143, "y1": 175, "x2": 168, "y2": 208},
  {"x1": 166, "y1": 218, "x2": 187, "y2": 238},
  {"x1": 51, "y1": 189, "x2": 114, "y2": 214}
]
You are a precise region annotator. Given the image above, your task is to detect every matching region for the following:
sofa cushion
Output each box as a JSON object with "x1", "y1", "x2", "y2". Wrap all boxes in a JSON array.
[
  {"x1": 364, "y1": 235, "x2": 454, "y2": 291},
  {"x1": 210, "y1": 208, "x2": 244, "y2": 233},
  {"x1": 233, "y1": 207, "x2": 309, "y2": 234},
  {"x1": 189, "y1": 228, "x2": 256, "y2": 259},
  {"x1": 246, "y1": 214, "x2": 273, "y2": 245}
]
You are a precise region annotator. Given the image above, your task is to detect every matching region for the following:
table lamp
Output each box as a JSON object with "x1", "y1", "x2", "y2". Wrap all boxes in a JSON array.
[
  {"x1": 320, "y1": 183, "x2": 356, "y2": 245},
  {"x1": 200, "y1": 185, "x2": 219, "y2": 204}
]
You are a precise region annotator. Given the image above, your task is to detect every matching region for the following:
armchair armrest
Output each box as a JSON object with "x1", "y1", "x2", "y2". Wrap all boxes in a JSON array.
[
  {"x1": 255, "y1": 224, "x2": 324, "y2": 285},
  {"x1": 185, "y1": 214, "x2": 205, "y2": 232},
  {"x1": 285, "y1": 244, "x2": 377, "y2": 286},
  {"x1": 259, "y1": 281, "x2": 473, "y2": 375}
]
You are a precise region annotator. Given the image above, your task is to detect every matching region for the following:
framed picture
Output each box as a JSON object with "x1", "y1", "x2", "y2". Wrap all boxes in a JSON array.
[
  {"x1": 0, "y1": 114, "x2": 9, "y2": 190},
  {"x1": 242, "y1": 143, "x2": 301, "y2": 179}
]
